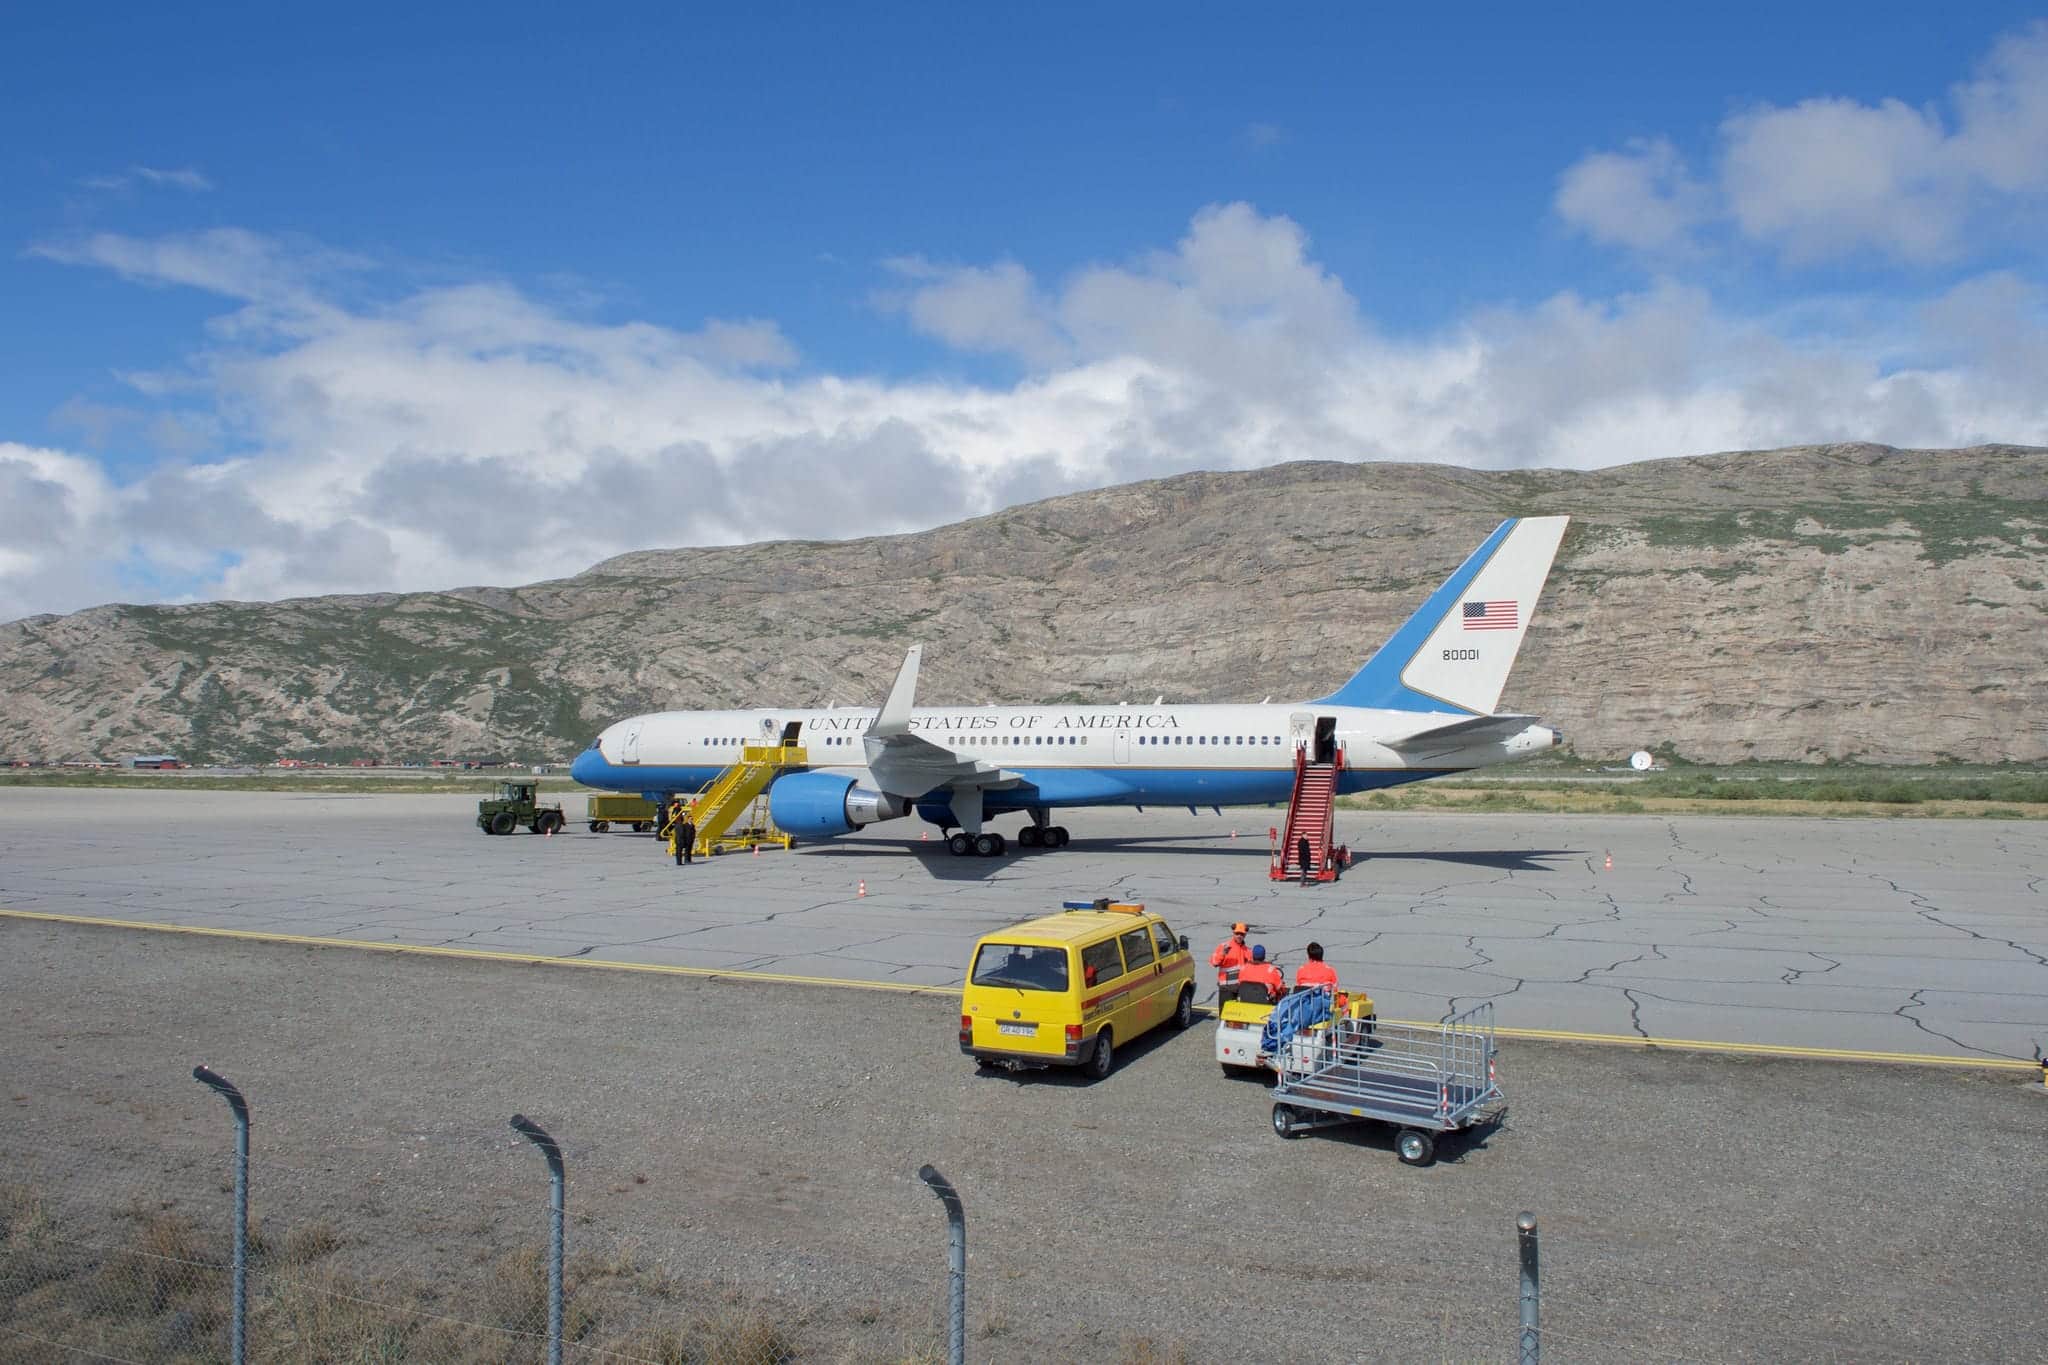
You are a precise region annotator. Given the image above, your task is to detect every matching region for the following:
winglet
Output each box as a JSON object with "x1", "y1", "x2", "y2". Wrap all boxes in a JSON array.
[{"x1": 869, "y1": 645, "x2": 922, "y2": 737}]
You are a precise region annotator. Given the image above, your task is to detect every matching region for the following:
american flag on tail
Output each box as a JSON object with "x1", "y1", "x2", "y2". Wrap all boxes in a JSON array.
[{"x1": 1462, "y1": 599, "x2": 1518, "y2": 630}]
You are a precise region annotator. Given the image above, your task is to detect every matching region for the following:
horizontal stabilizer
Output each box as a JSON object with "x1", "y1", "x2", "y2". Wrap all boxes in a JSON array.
[{"x1": 1387, "y1": 713, "x2": 1539, "y2": 753}]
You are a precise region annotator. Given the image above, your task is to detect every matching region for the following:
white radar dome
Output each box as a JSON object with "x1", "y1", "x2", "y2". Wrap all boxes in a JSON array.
[{"x1": 1629, "y1": 750, "x2": 1653, "y2": 772}]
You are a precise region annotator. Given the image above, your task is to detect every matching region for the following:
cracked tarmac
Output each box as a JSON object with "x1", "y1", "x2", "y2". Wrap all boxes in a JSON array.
[{"x1": 2, "y1": 788, "x2": 2043, "y2": 1063}]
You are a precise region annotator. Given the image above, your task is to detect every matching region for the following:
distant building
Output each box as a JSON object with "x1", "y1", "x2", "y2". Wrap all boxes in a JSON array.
[{"x1": 127, "y1": 755, "x2": 185, "y2": 769}]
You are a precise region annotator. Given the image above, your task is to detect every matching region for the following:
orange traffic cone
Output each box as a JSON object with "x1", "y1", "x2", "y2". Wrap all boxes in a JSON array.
[
  {"x1": 752, "y1": 844, "x2": 759, "y2": 857},
  {"x1": 921, "y1": 830, "x2": 928, "y2": 840},
  {"x1": 1230, "y1": 829, "x2": 1237, "y2": 839},
  {"x1": 1603, "y1": 851, "x2": 1613, "y2": 872},
  {"x1": 858, "y1": 880, "x2": 867, "y2": 897}
]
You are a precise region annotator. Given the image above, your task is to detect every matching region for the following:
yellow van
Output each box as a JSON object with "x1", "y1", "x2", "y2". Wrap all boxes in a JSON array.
[{"x1": 959, "y1": 899, "x2": 1196, "y2": 1078}]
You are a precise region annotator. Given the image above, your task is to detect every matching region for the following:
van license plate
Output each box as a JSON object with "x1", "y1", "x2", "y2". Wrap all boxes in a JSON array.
[{"x1": 997, "y1": 1022, "x2": 1036, "y2": 1037}]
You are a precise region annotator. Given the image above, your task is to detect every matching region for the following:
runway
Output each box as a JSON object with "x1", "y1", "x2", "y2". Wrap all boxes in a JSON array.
[{"x1": 2, "y1": 788, "x2": 2042, "y2": 1065}]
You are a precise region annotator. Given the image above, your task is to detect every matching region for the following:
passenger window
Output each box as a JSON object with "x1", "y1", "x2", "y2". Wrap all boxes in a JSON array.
[
  {"x1": 1119, "y1": 928, "x2": 1155, "y2": 973},
  {"x1": 1081, "y1": 939, "x2": 1124, "y2": 988},
  {"x1": 1151, "y1": 921, "x2": 1179, "y2": 958}
]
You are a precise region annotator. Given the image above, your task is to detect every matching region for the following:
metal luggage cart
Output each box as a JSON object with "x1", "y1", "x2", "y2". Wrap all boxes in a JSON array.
[{"x1": 1268, "y1": 1001, "x2": 1502, "y2": 1166}]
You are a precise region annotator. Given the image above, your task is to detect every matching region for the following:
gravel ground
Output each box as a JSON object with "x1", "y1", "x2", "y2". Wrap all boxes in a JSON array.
[{"x1": 2, "y1": 918, "x2": 2043, "y2": 1363}]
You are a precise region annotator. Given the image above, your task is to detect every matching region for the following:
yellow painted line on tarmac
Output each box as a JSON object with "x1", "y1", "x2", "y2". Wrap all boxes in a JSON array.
[
  {"x1": 1481, "y1": 1021, "x2": 2040, "y2": 1071},
  {"x1": 0, "y1": 909, "x2": 962, "y2": 998},
  {"x1": 5, "y1": 909, "x2": 2039, "y2": 1072}
]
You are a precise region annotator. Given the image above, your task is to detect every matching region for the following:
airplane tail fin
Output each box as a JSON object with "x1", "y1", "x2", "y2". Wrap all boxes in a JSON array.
[{"x1": 1313, "y1": 516, "x2": 1569, "y2": 716}]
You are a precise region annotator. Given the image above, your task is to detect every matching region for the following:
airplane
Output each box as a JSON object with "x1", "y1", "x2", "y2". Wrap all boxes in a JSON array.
[{"x1": 568, "y1": 515, "x2": 1570, "y2": 857}]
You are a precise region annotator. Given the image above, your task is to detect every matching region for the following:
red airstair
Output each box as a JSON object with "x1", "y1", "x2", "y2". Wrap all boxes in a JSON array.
[{"x1": 1269, "y1": 744, "x2": 1343, "y2": 883}]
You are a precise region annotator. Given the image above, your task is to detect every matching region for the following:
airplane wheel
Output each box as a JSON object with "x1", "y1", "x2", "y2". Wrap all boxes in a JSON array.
[
  {"x1": 1049, "y1": 826, "x2": 1070, "y2": 847},
  {"x1": 974, "y1": 832, "x2": 1002, "y2": 857},
  {"x1": 1019, "y1": 826, "x2": 1042, "y2": 848},
  {"x1": 948, "y1": 833, "x2": 973, "y2": 857}
]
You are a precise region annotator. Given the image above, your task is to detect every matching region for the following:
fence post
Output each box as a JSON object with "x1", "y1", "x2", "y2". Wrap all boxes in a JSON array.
[
  {"x1": 192, "y1": 1065, "x2": 249, "y2": 1365},
  {"x1": 511, "y1": 1115, "x2": 565, "y2": 1365},
  {"x1": 916, "y1": 1164, "x2": 965, "y2": 1365},
  {"x1": 1517, "y1": 1211, "x2": 1540, "y2": 1365}
]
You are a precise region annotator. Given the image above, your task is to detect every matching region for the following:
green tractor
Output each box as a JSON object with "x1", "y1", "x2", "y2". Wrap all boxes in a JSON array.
[{"x1": 477, "y1": 779, "x2": 566, "y2": 836}]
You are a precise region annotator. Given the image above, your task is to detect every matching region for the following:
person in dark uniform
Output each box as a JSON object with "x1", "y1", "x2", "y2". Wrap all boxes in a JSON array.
[
  {"x1": 676, "y1": 804, "x2": 697, "y2": 865},
  {"x1": 1297, "y1": 833, "x2": 1314, "y2": 886}
]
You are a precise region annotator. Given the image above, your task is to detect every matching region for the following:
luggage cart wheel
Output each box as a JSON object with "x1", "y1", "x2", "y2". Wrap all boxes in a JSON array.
[
  {"x1": 1395, "y1": 1129, "x2": 1436, "y2": 1166},
  {"x1": 1271, "y1": 1104, "x2": 1302, "y2": 1139}
]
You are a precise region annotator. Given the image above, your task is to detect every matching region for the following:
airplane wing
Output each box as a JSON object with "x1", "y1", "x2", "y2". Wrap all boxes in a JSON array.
[
  {"x1": 863, "y1": 645, "x2": 1021, "y2": 797},
  {"x1": 1386, "y1": 713, "x2": 1541, "y2": 755}
]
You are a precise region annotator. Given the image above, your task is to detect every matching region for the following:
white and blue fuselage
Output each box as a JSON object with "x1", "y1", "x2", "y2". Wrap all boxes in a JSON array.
[
  {"x1": 569, "y1": 515, "x2": 1573, "y2": 847},
  {"x1": 570, "y1": 701, "x2": 1556, "y2": 815}
]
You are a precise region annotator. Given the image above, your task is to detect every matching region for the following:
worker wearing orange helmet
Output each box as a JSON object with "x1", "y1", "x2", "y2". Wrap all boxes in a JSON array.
[{"x1": 1209, "y1": 922, "x2": 1252, "y2": 1002}]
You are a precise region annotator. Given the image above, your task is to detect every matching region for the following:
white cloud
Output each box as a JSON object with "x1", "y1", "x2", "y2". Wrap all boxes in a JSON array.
[
  {"x1": 880, "y1": 258, "x2": 1068, "y2": 367},
  {"x1": 1558, "y1": 19, "x2": 2048, "y2": 264},
  {"x1": 30, "y1": 228, "x2": 362, "y2": 309},
  {"x1": 80, "y1": 165, "x2": 216, "y2": 193},
  {"x1": 1236, "y1": 121, "x2": 1286, "y2": 151},
  {"x1": 1554, "y1": 138, "x2": 1712, "y2": 253},
  {"x1": 1721, "y1": 96, "x2": 1960, "y2": 263},
  {"x1": 4, "y1": 209, "x2": 2046, "y2": 621}
]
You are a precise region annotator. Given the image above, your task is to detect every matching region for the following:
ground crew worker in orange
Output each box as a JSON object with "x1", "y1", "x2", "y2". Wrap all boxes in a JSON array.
[
  {"x1": 1209, "y1": 922, "x2": 1252, "y2": 1003},
  {"x1": 1237, "y1": 944, "x2": 1287, "y2": 1004},
  {"x1": 1294, "y1": 941, "x2": 1338, "y2": 992}
]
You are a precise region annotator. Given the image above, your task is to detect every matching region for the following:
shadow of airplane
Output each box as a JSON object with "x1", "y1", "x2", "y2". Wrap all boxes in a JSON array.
[
  {"x1": 791, "y1": 838, "x2": 1581, "y2": 879},
  {"x1": 1352, "y1": 849, "x2": 1581, "y2": 872}
]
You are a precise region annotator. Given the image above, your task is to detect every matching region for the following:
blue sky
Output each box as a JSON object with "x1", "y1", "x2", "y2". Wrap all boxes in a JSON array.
[{"x1": 4, "y1": 4, "x2": 2047, "y2": 619}]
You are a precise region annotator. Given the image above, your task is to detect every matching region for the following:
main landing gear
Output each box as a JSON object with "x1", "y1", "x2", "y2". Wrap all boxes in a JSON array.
[{"x1": 941, "y1": 823, "x2": 1072, "y2": 856}]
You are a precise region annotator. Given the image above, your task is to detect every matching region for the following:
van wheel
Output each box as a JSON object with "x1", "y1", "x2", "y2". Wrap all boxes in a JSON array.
[
  {"x1": 1172, "y1": 986, "x2": 1195, "y2": 1028},
  {"x1": 1085, "y1": 1030, "x2": 1114, "y2": 1080}
]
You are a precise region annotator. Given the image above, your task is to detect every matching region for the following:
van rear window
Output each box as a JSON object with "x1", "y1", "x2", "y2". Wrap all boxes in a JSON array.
[{"x1": 971, "y1": 943, "x2": 1070, "y2": 992}]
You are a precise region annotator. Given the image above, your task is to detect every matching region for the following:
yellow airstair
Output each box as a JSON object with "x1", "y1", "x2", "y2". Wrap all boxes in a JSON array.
[{"x1": 665, "y1": 741, "x2": 808, "y2": 857}]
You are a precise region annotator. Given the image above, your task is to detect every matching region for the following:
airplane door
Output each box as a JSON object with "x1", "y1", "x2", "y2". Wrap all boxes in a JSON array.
[
  {"x1": 1313, "y1": 715, "x2": 1338, "y2": 764},
  {"x1": 1289, "y1": 711, "x2": 1314, "y2": 755},
  {"x1": 1114, "y1": 733, "x2": 1131, "y2": 764},
  {"x1": 621, "y1": 721, "x2": 643, "y2": 764}
]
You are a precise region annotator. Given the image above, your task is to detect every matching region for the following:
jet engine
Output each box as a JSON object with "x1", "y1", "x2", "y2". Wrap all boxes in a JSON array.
[{"x1": 768, "y1": 772, "x2": 909, "y2": 837}]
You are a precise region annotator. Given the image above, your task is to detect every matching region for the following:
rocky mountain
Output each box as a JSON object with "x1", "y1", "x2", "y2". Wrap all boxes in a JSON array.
[{"x1": 3, "y1": 443, "x2": 2044, "y2": 766}]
